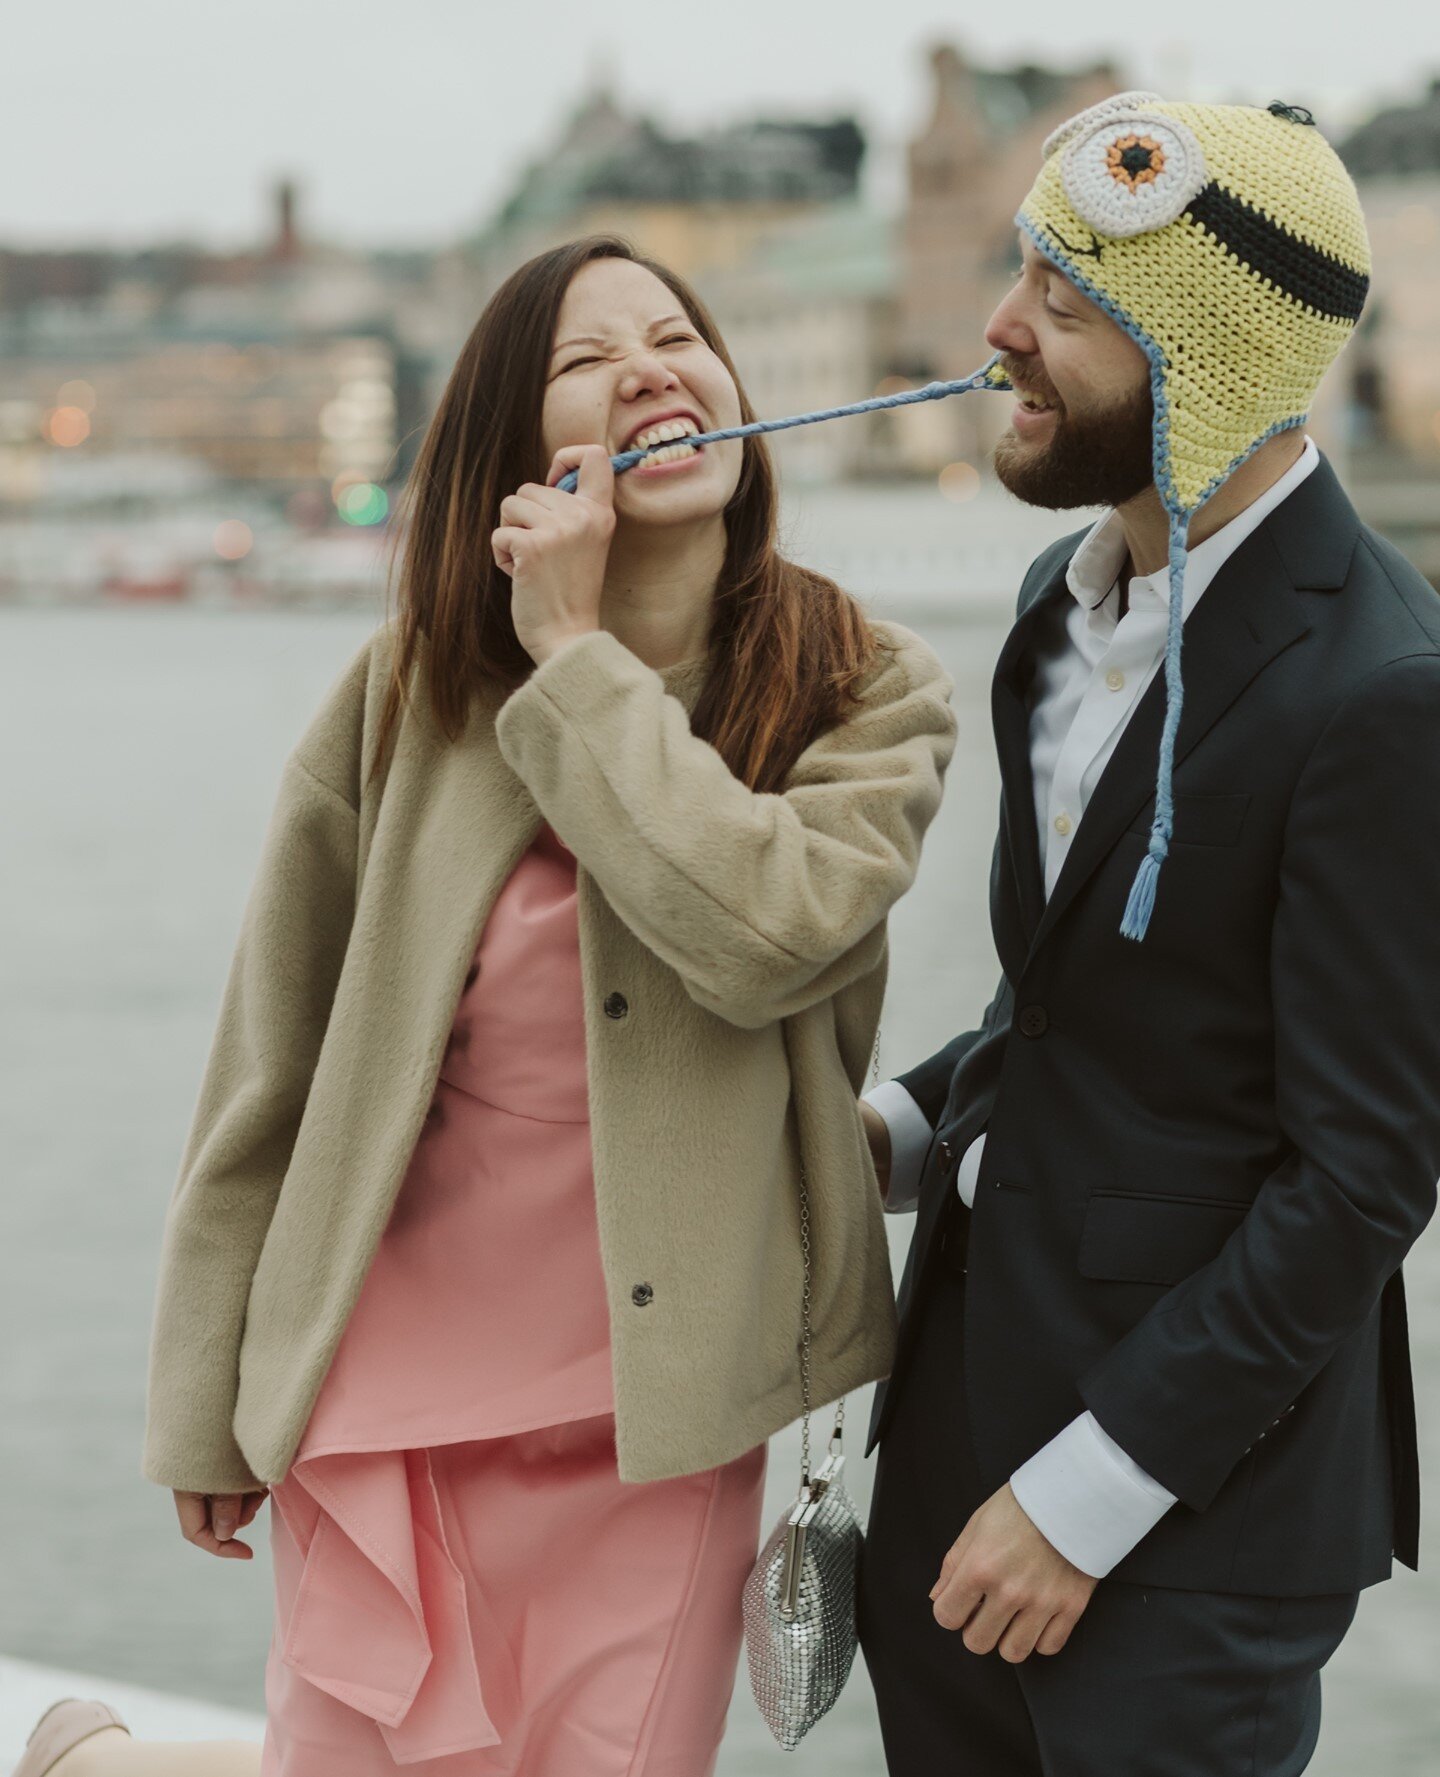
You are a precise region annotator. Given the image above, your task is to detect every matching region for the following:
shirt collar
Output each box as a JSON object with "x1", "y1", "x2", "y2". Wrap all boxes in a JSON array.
[{"x1": 1064, "y1": 435, "x2": 1320, "y2": 619}]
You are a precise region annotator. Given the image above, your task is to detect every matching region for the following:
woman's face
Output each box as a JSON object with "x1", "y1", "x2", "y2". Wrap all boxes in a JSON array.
[{"x1": 541, "y1": 258, "x2": 745, "y2": 527}]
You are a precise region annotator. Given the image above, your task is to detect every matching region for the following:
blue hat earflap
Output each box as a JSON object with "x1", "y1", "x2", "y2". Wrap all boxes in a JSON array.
[{"x1": 1120, "y1": 507, "x2": 1190, "y2": 942}]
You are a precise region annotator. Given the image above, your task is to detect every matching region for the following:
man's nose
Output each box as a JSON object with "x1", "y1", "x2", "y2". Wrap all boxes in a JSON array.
[{"x1": 984, "y1": 285, "x2": 1037, "y2": 360}]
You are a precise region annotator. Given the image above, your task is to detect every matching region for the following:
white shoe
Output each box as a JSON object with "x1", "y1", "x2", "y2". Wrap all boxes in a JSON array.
[{"x1": 11, "y1": 1701, "x2": 129, "y2": 1777}]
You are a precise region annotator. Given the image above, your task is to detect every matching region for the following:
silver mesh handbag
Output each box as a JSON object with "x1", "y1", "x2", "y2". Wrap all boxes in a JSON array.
[{"x1": 742, "y1": 1037, "x2": 878, "y2": 1749}]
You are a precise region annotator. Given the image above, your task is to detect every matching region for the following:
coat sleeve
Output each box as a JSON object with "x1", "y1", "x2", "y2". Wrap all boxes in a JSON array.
[
  {"x1": 143, "y1": 723, "x2": 362, "y2": 1494},
  {"x1": 494, "y1": 625, "x2": 957, "y2": 1029},
  {"x1": 1079, "y1": 652, "x2": 1440, "y2": 1511}
]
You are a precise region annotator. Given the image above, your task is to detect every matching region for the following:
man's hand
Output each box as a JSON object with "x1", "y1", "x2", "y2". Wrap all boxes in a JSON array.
[
  {"x1": 859, "y1": 1099, "x2": 892, "y2": 1196},
  {"x1": 930, "y1": 1483, "x2": 1098, "y2": 1662}
]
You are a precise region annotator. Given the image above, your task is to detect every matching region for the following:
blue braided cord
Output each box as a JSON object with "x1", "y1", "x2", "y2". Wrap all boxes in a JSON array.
[
  {"x1": 1120, "y1": 508, "x2": 1190, "y2": 943},
  {"x1": 554, "y1": 356, "x2": 1013, "y2": 493}
]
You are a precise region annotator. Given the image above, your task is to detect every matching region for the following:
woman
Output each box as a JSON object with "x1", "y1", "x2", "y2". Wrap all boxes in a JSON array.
[{"x1": 16, "y1": 235, "x2": 957, "y2": 1777}]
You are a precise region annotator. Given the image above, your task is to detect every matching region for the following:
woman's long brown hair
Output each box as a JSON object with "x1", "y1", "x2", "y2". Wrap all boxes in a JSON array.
[{"x1": 374, "y1": 234, "x2": 881, "y2": 793}]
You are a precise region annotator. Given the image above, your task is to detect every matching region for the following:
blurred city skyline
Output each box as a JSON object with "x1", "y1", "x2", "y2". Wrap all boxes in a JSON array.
[{"x1": 9, "y1": 0, "x2": 1438, "y2": 248}]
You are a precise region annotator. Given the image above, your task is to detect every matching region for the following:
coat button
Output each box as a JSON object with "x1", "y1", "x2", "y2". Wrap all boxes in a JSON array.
[
  {"x1": 1018, "y1": 1004, "x2": 1049, "y2": 1039},
  {"x1": 604, "y1": 992, "x2": 629, "y2": 1020},
  {"x1": 631, "y1": 1282, "x2": 654, "y2": 1306},
  {"x1": 938, "y1": 1140, "x2": 955, "y2": 1167}
]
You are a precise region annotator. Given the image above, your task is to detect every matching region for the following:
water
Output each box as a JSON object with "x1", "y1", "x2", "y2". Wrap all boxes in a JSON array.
[{"x1": 0, "y1": 604, "x2": 1435, "y2": 1773}]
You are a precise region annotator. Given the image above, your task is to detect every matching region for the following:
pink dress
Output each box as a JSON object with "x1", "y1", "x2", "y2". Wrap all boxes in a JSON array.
[{"x1": 262, "y1": 825, "x2": 766, "y2": 1775}]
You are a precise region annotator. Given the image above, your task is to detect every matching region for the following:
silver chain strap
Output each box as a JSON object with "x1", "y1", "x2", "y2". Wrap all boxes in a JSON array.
[{"x1": 798, "y1": 1026, "x2": 883, "y2": 1488}]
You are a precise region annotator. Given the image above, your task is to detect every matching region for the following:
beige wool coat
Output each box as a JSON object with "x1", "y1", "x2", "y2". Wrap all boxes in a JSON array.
[{"x1": 143, "y1": 621, "x2": 957, "y2": 1496}]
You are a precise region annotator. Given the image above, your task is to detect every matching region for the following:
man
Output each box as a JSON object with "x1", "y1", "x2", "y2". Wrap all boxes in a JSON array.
[{"x1": 857, "y1": 93, "x2": 1440, "y2": 1775}]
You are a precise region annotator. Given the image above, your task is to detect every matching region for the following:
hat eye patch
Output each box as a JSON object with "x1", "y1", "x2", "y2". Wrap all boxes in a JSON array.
[
  {"x1": 1042, "y1": 89, "x2": 1164, "y2": 160},
  {"x1": 1061, "y1": 111, "x2": 1208, "y2": 238}
]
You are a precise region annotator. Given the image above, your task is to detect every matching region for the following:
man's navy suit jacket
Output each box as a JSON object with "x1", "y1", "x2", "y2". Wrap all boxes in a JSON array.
[{"x1": 869, "y1": 454, "x2": 1440, "y2": 1596}]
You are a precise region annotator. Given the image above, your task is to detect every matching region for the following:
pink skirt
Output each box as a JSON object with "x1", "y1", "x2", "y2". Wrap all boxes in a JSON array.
[{"x1": 262, "y1": 1417, "x2": 767, "y2": 1775}]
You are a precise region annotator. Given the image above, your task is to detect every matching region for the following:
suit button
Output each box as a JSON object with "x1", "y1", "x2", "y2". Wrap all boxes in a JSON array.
[
  {"x1": 631, "y1": 1282, "x2": 654, "y2": 1307},
  {"x1": 604, "y1": 992, "x2": 629, "y2": 1020},
  {"x1": 1018, "y1": 1005, "x2": 1049, "y2": 1039},
  {"x1": 938, "y1": 1140, "x2": 955, "y2": 1167}
]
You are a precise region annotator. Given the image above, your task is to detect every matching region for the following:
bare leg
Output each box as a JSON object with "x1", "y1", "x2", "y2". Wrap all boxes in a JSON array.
[{"x1": 48, "y1": 1728, "x2": 261, "y2": 1777}]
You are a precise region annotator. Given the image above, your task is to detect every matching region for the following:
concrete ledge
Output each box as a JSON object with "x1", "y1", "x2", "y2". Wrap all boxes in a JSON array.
[{"x1": 0, "y1": 1657, "x2": 263, "y2": 1768}]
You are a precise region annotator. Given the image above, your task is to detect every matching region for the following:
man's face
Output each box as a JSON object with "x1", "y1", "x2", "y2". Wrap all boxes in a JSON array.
[{"x1": 985, "y1": 235, "x2": 1155, "y2": 511}]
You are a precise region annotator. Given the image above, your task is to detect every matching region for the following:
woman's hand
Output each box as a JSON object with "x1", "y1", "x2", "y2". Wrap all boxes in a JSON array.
[
  {"x1": 492, "y1": 444, "x2": 615, "y2": 667},
  {"x1": 173, "y1": 1488, "x2": 269, "y2": 1560}
]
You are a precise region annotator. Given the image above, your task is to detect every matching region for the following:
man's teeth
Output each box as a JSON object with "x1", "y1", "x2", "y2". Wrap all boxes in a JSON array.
[
  {"x1": 1019, "y1": 395, "x2": 1053, "y2": 412},
  {"x1": 633, "y1": 418, "x2": 702, "y2": 460}
]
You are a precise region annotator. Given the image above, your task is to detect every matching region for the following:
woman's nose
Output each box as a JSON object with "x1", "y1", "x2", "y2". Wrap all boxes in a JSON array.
[{"x1": 617, "y1": 350, "x2": 680, "y2": 402}]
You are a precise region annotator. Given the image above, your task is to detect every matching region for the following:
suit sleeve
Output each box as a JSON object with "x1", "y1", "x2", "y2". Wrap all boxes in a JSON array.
[
  {"x1": 1079, "y1": 653, "x2": 1440, "y2": 1511},
  {"x1": 495, "y1": 627, "x2": 957, "y2": 1030},
  {"x1": 895, "y1": 963, "x2": 1012, "y2": 1129}
]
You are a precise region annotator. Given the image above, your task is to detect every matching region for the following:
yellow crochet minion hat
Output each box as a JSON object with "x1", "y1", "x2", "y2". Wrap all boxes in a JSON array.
[{"x1": 1015, "y1": 95, "x2": 1371, "y2": 939}]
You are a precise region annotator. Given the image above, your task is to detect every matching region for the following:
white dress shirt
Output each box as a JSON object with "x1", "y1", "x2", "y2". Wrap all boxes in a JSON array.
[{"x1": 864, "y1": 438, "x2": 1319, "y2": 1576}]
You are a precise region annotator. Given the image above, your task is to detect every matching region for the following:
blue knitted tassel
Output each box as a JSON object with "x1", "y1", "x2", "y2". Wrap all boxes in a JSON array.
[
  {"x1": 554, "y1": 357, "x2": 1012, "y2": 493},
  {"x1": 1120, "y1": 508, "x2": 1190, "y2": 942}
]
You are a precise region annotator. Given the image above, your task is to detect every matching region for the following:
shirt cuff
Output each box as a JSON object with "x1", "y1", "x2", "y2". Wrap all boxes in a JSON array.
[
  {"x1": 861, "y1": 1079, "x2": 934, "y2": 1214},
  {"x1": 1009, "y1": 1411, "x2": 1177, "y2": 1578}
]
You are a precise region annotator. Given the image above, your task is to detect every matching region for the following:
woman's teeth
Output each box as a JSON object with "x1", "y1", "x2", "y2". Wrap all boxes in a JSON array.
[
  {"x1": 641, "y1": 441, "x2": 699, "y2": 465},
  {"x1": 632, "y1": 418, "x2": 702, "y2": 463}
]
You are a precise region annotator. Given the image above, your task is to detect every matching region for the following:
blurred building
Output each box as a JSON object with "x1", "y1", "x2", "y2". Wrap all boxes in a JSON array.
[
  {"x1": 469, "y1": 78, "x2": 867, "y2": 291},
  {"x1": 898, "y1": 44, "x2": 1123, "y2": 473},
  {"x1": 0, "y1": 184, "x2": 430, "y2": 511},
  {"x1": 1339, "y1": 77, "x2": 1440, "y2": 461},
  {"x1": 698, "y1": 206, "x2": 899, "y2": 483},
  {"x1": 0, "y1": 323, "x2": 398, "y2": 498},
  {"x1": 1331, "y1": 76, "x2": 1440, "y2": 581}
]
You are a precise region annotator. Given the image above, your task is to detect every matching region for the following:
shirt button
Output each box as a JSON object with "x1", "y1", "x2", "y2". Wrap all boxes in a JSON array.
[
  {"x1": 604, "y1": 992, "x2": 629, "y2": 1020},
  {"x1": 1106, "y1": 669, "x2": 1125, "y2": 692},
  {"x1": 631, "y1": 1282, "x2": 654, "y2": 1307},
  {"x1": 1018, "y1": 1005, "x2": 1049, "y2": 1039},
  {"x1": 1054, "y1": 813, "x2": 1072, "y2": 837}
]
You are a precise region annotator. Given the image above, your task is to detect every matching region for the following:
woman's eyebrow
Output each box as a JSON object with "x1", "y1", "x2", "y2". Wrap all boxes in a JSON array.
[{"x1": 551, "y1": 314, "x2": 693, "y2": 355}]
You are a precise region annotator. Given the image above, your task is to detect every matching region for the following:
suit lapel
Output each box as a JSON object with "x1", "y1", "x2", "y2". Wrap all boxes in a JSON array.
[
  {"x1": 1024, "y1": 458, "x2": 1356, "y2": 960},
  {"x1": 991, "y1": 558, "x2": 1075, "y2": 958}
]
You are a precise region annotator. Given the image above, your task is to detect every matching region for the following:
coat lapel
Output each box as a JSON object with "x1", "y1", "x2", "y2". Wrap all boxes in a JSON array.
[
  {"x1": 1023, "y1": 456, "x2": 1357, "y2": 960},
  {"x1": 372, "y1": 682, "x2": 544, "y2": 992}
]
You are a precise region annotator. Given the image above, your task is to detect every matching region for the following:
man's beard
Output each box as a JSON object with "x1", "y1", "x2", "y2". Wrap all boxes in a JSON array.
[{"x1": 992, "y1": 355, "x2": 1155, "y2": 511}]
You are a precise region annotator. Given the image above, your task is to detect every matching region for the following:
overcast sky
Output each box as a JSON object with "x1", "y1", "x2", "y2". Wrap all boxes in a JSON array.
[{"x1": 8, "y1": 1, "x2": 1436, "y2": 248}]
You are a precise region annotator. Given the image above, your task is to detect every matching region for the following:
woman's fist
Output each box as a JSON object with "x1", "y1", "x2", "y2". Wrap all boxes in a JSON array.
[
  {"x1": 492, "y1": 444, "x2": 614, "y2": 666},
  {"x1": 173, "y1": 1488, "x2": 269, "y2": 1559}
]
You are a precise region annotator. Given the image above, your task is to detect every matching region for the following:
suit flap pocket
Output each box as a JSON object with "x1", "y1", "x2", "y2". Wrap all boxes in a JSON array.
[
  {"x1": 1127, "y1": 792, "x2": 1251, "y2": 847},
  {"x1": 1079, "y1": 1191, "x2": 1249, "y2": 1287}
]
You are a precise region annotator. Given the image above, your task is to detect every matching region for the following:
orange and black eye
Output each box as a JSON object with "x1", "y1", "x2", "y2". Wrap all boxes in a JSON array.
[
  {"x1": 1105, "y1": 134, "x2": 1166, "y2": 190},
  {"x1": 1060, "y1": 110, "x2": 1208, "y2": 239}
]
